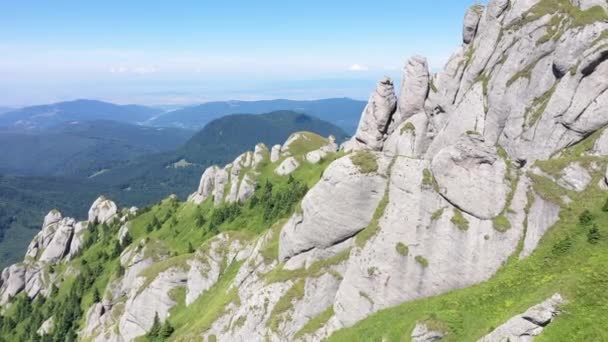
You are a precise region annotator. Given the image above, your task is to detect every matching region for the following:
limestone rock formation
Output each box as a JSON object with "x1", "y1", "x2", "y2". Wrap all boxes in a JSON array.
[
  {"x1": 394, "y1": 56, "x2": 430, "y2": 127},
  {"x1": 557, "y1": 162, "x2": 592, "y2": 192},
  {"x1": 350, "y1": 77, "x2": 397, "y2": 150},
  {"x1": 279, "y1": 153, "x2": 391, "y2": 261},
  {"x1": 270, "y1": 144, "x2": 282, "y2": 162},
  {"x1": 431, "y1": 134, "x2": 509, "y2": 219},
  {"x1": 478, "y1": 294, "x2": 564, "y2": 342},
  {"x1": 463, "y1": 4, "x2": 483, "y2": 44},
  {"x1": 275, "y1": 156, "x2": 300, "y2": 176},
  {"x1": 88, "y1": 196, "x2": 118, "y2": 224}
]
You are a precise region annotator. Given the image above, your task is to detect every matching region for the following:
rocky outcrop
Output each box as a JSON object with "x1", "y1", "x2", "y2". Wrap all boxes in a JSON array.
[
  {"x1": 520, "y1": 193, "x2": 561, "y2": 259},
  {"x1": 39, "y1": 218, "x2": 75, "y2": 263},
  {"x1": 37, "y1": 317, "x2": 54, "y2": 336},
  {"x1": 557, "y1": 162, "x2": 592, "y2": 192},
  {"x1": 306, "y1": 135, "x2": 338, "y2": 164},
  {"x1": 118, "y1": 267, "x2": 188, "y2": 341},
  {"x1": 478, "y1": 294, "x2": 564, "y2": 341},
  {"x1": 463, "y1": 5, "x2": 483, "y2": 44},
  {"x1": 275, "y1": 156, "x2": 300, "y2": 176},
  {"x1": 0, "y1": 264, "x2": 26, "y2": 304},
  {"x1": 88, "y1": 196, "x2": 118, "y2": 224},
  {"x1": 350, "y1": 77, "x2": 397, "y2": 150},
  {"x1": 431, "y1": 134, "x2": 509, "y2": 219},
  {"x1": 411, "y1": 322, "x2": 444, "y2": 342},
  {"x1": 279, "y1": 153, "x2": 391, "y2": 261},
  {"x1": 270, "y1": 144, "x2": 282, "y2": 162},
  {"x1": 253, "y1": 143, "x2": 268, "y2": 167},
  {"x1": 393, "y1": 56, "x2": 430, "y2": 128}
]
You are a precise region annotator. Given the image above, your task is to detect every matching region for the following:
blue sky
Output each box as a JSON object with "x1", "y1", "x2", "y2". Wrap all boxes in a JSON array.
[{"x1": 0, "y1": 0, "x2": 482, "y2": 106}]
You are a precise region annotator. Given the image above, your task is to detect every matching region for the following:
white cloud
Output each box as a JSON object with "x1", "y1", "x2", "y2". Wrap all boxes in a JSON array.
[
  {"x1": 109, "y1": 65, "x2": 158, "y2": 74},
  {"x1": 348, "y1": 64, "x2": 369, "y2": 71}
]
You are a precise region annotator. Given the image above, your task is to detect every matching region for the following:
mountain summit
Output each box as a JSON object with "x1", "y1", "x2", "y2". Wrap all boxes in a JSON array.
[{"x1": 0, "y1": 1, "x2": 607, "y2": 341}]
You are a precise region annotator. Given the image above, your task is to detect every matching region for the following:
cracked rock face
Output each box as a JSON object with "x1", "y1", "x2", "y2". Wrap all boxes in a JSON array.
[
  {"x1": 394, "y1": 56, "x2": 430, "y2": 127},
  {"x1": 431, "y1": 135, "x2": 509, "y2": 219},
  {"x1": 279, "y1": 153, "x2": 391, "y2": 261},
  {"x1": 463, "y1": 5, "x2": 483, "y2": 44}
]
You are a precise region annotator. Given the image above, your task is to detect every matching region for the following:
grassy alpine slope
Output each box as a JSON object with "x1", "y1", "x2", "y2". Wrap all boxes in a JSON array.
[{"x1": 0, "y1": 132, "x2": 340, "y2": 341}]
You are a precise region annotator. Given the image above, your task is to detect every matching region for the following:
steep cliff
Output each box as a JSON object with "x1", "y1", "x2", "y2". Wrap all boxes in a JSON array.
[{"x1": 1, "y1": 1, "x2": 607, "y2": 341}]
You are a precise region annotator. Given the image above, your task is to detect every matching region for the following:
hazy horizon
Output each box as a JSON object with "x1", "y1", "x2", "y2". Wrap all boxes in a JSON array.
[{"x1": 0, "y1": 0, "x2": 483, "y2": 107}]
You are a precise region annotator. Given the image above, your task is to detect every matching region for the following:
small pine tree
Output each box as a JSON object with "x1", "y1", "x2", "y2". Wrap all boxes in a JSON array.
[
  {"x1": 588, "y1": 224, "x2": 601, "y2": 244},
  {"x1": 92, "y1": 288, "x2": 101, "y2": 303},
  {"x1": 579, "y1": 210, "x2": 594, "y2": 227},
  {"x1": 159, "y1": 320, "x2": 175, "y2": 339},
  {"x1": 147, "y1": 313, "x2": 161, "y2": 339},
  {"x1": 187, "y1": 242, "x2": 195, "y2": 254}
]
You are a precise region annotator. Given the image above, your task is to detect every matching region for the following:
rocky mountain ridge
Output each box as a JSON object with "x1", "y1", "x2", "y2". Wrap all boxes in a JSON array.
[{"x1": 0, "y1": 0, "x2": 607, "y2": 341}]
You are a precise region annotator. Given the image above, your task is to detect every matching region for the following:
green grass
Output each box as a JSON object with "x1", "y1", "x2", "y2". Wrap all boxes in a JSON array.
[
  {"x1": 355, "y1": 186, "x2": 390, "y2": 248},
  {"x1": 267, "y1": 279, "x2": 306, "y2": 331},
  {"x1": 450, "y1": 209, "x2": 469, "y2": 231},
  {"x1": 526, "y1": 83, "x2": 557, "y2": 127},
  {"x1": 350, "y1": 151, "x2": 378, "y2": 174},
  {"x1": 493, "y1": 214, "x2": 512, "y2": 233},
  {"x1": 264, "y1": 248, "x2": 351, "y2": 284},
  {"x1": 329, "y1": 157, "x2": 608, "y2": 342},
  {"x1": 169, "y1": 260, "x2": 243, "y2": 339},
  {"x1": 422, "y1": 169, "x2": 434, "y2": 187},
  {"x1": 415, "y1": 255, "x2": 429, "y2": 268},
  {"x1": 294, "y1": 306, "x2": 334, "y2": 338},
  {"x1": 395, "y1": 242, "x2": 409, "y2": 256},
  {"x1": 431, "y1": 208, "x2": 445, "y2": 221},
  {"x1": 400, "y1": 122, "x2": 416, "y2": 135}
]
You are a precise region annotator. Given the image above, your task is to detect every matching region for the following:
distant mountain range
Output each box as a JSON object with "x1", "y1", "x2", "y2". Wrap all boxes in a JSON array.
[
  {"x1": 0, "y1": 120, "x2": 194, "y2": 177},
  {"x1": 0, "y1": 110, "x2": 347, "y2": 266},
  {"x1": 147, "y1": 98, "x2": 366, "y2": 133},
  {"x1": 0, "y1": 99, "x2": 162, "y2": 129},
  {"x1": 91, "y1": 110, "x2": 349, "y2": 205},
  {"x1": 0, "y1": 98, "x2": 366, "y2": 134},
  {"x1": 0, "y1": 107, "x2": 14, "y2": 115}
]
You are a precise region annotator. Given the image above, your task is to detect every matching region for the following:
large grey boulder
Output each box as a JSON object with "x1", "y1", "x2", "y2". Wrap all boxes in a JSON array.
[
  {"x1": 431, "y1": 135, "x2": 509, "y2": 219},
  {"x1": 275, "y1": 156, "x2": 300, "y2": 176},
  {"x1": 478, "y1": 294, "x2": 564, "y2": 341},
  {"x1": 393, "y1": 56, "x2": 430, "y2": 128},
  {"x1": 279, "y1": 153, "x2": 390, "y2": 261},
  {"x1": 352, "y1": 77, "x2": 398, "y2": 150},
  {"x1": 88, "y1": 196, "x2": 118, "y2": 224},
  {"x1": 463, "y1": 5, "x2": 483, "y2": 44},
  {"x1": 557, "y1": 162, "x2": 592, "y2": 192}
]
